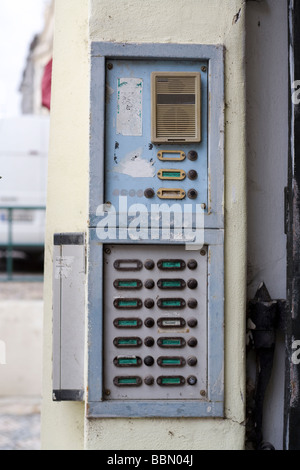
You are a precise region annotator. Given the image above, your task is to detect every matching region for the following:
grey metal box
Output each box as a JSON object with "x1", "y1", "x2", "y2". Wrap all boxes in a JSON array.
[{"x1": 52, "y1": 233, "x2": 86, "y2": 401}]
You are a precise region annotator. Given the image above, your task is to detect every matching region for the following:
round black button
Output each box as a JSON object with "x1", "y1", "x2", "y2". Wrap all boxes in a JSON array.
[
  {"x1": 144, "y1": 317, "x2": 155, "y2": 328},
  {"x1": 187, "y1": 279, "x2": 198, "y2": 289},
  {"x1": 188, "y1": 170, "x2": 198, "y2": 180},
  {"x1": 144, "y1": 375, "x2": 155, "y2": 386},
  {"x1": 187, "y1": 259, "x2": 198, "y2": 270},
  {"x1": 144, "y1": 356, "x2": 155, "y2": 366},
  {"x1": 188, "y1": 189, "x2": 198, "y2": 200},
  {"x1": 144, "y1": 337, "x2": 155, "y2": 347},
  {"x1": 188, "y1": 337, "x2": 198, "y2": 348},
  {"x1": 144, "y1": 259, "x2": 155, "y2": 270},
  {"x1": 144, "y1": 298, "x2": 155, "y2": 309},
  {"x1": 187, "y1": 356, "x2": 198, "y2": 366},
  {"x1": 188, "y1": 298, "x2": 198, "y2": 309},
  {"x1": 144, "y1": 188, "x2": 155, "y2": 199},
  {"x1": 187, "y1": 375, "x2": 198, "y2": 385},
  {"x1": 145, "y1": 279, "x2": 155, "y2": 289},
  {"x1": 188, "y1": 150, "x2": 198, "y2": 161},
  {"x1": 187, "y1": 318, "x2": 198, "y2": 328}
]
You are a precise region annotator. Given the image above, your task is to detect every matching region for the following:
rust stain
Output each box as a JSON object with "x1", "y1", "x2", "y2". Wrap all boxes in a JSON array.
[
  {"x1": 290, "y1": 363, "x2": 300, "y2": 407},
  {"x1": 208, "y1": 167, "x2": 212, "y2": 215}
]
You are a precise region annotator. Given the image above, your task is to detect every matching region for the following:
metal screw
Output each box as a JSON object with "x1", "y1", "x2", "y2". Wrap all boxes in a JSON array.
[
  {"x1": 201, "y1": 66, "x2": 207, "y2": 73},
  {"x1": 200, "y1": 248, "x2": 207, "y2": 256},
  {"x1": 104, "y1": 248, "x2": 111, "y2": 255},
  {"x1": 107, "y1": 63, "x2": 113, "y2": 70},
  {"x1": 105, "y1": 389, "x2": 111, "y2": 396},
  {"x1": 200, "y1": 390, "x2": 206, "y2": 397}
]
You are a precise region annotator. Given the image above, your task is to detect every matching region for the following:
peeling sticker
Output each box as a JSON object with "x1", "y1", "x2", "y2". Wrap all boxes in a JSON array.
[
  {"x1": 116, "y1": 78, "x2": 143, "y2": 136},
  {"x1": 55, "y1": 256, "x2": 75, "y2": 279},
  {"x1": 113, "y1": 147, "x2": 155, "y2": 178}
]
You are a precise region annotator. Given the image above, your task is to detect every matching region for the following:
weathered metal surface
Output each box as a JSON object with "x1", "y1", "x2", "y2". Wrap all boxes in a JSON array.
[{"x1": 247, "y1": 282, "x2": 286, "y2": 450}]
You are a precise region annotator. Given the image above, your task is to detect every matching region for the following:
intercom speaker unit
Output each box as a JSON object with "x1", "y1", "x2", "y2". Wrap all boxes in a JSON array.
[{"x1": 151, "y1": 72, "x2": 201, "y2": 144}]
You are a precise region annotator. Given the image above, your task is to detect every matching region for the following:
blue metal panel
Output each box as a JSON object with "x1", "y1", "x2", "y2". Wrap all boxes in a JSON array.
[
  {"x1": 89, "y1": 42, "x2": 224, "y2": 231},
  {"x1": 104, "y1": 60, "x2": 208, "y2": 222}
]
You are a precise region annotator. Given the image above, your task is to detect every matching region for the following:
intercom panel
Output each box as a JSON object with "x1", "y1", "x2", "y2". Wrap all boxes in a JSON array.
[
  {"x1": 103, "y1": 244, "x2": 207, "y2": 401},
  {"x1": 88, "y1": 42, "x2": 225, "y2": 418}
]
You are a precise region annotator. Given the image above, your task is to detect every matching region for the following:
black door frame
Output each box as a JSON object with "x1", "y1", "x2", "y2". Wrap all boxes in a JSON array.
[{"x1": 285, "y1": 0, "x2": 300, "y2": 450}]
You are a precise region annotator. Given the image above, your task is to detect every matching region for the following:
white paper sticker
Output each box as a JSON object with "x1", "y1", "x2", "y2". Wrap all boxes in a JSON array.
[
  {"x1": 117, "y1": 78, "x2": 143, "y2": 136},
  {"x1": 113, "y1": 147, "x2": 155, "y2": 178}
]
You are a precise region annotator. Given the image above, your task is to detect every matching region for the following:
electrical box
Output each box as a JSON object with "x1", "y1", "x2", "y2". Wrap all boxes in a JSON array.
[
  {"x1": 52, "y1": 233, "x2": 86, "y2": 402},
  {"x1": 87, "y1": 42, "x2": 224, "y2": 418}
]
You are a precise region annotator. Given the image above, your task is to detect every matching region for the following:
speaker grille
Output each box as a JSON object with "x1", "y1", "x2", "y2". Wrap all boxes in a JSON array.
[
  {"x1": 156, "y1": 105, "x2": 196, "y2": 138},
  {"x1": 151, "y1": 73, "x2": 201, "y2": 143},
  {"x1": 156, "y1": 77, "x2": 196, "y2": 94}
]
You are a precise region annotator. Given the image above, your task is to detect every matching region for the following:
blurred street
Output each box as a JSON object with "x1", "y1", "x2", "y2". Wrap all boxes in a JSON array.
[
  {"x1": 0, "y1": 0, "x2": 52, "y2": 451},
  {"x1": 0, "y1": 397, "x2": 41, "y2": 450},
  {"x1": 0, "y1": 274, "x2": 44, "y2": 450}
]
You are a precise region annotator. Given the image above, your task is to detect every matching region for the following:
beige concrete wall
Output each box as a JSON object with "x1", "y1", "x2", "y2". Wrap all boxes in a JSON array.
[
  {"x1": 41, "y1": 0, "x2": 89, "y2": 450},
  {"x1": 42, "y1": 0, "x2": 247, "y2": 450}
]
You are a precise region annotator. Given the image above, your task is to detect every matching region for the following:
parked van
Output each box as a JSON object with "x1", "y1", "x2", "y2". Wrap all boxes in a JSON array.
[{"x1": 0, "y1": 115, "x2": 49, "y2": 254}]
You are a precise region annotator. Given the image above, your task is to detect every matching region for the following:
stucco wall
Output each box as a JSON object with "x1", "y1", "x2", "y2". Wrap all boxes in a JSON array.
[
  {"x1": 42, "y1": 0, "x2": 247, "y2": 450},
  {"x1": 41, "y1": 0, "x2": 89, "y2": 450}
]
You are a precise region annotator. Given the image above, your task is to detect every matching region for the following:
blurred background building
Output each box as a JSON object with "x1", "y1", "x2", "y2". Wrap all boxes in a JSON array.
[
  {"x1": 19, "y1": 0, "x2": 54, "y2": 116},
  {"x1": 0, "y1": 0, "x2": 54, "y2": 450}
]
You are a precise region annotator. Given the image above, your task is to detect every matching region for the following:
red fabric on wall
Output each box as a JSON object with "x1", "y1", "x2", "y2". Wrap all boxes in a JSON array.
[{"x1": 41, "y1": 58, "x2": 53, "y2": 110}]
